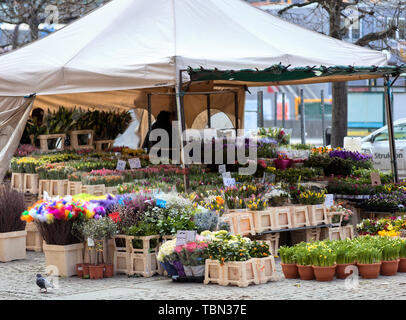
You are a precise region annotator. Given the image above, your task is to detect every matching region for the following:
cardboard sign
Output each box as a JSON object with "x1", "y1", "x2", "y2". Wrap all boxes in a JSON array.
[
  {"x1": 324, "y1": 194, "x2": 334, "y2": 209},
  {"x1": 87, "y1": 238, "x2": 95, "y2": 247},
  {"x1": 222, "y1": 172, "x2": 232, "y2": 179},
  {"x1": 218, "y1": 164, "x2": 226, "y2": 174},
  {"x1": 223, "y1": 178, "x2": 236, "y2": 187},
  {"x1": 370, "y1": 172, "x2": 381, "y2": 186},
  {"x1": 116, "y1": 160, "x2": 127, "y2": 171},
  {"x1": 129, "y1": 158, "x2": 142, "y2": 169},
  {"x1": 176, "y1": 230, "x2": 197, "y2": 246}
]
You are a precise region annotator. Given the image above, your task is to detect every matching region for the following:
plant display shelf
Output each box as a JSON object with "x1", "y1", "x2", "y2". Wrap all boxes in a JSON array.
[
  {"x1": 95, "y1": 140, "x2": 115, "y2": 152},
  {"x1": 256, "y1": 223, "x2": 334, "y2": 235},
  {"x1": 69, "y1": 130, "x2": 94, "y2": 150},
  {"x1": 38, "y1": 134, "x2": 66, "y2": 152}
]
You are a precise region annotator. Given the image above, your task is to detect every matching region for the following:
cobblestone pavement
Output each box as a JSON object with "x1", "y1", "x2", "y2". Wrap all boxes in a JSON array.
[{"x1": 1, "y1": 252, "x2": 406, "y2": 300}]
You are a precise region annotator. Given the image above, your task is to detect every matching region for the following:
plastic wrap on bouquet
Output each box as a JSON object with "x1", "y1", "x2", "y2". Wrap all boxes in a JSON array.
[
  {"x1": 172, "y1": 260, "x2": 186, "y2": 277},
  {"x1": 183, "y1": 265, "x2": 194, "y2": 278},
  {"x1": 160, "y1": 262, "x2": 178, "y2": 277},
  {"x1": 191, "y1": 265, "x2": 205, "y2": 277}
]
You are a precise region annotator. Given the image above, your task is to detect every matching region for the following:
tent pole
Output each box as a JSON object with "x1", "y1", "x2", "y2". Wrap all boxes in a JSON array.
[
  {"x1": 274, "y1": 92, "x2": 278, "y2": 127},
  {"x1": 176, "y1": 69, "x2": 190, "y2": 192},
  {"x1": 234, "y1": 91, "x2": 239, "y2": 136},
  {"x1": 257, "y1": 90, "x2": 264, "y2": 128},
  {"x1": 384, "y1": 75, "x2": 398, "y2": 183},
  {"x1": 207, "y1": 94, "x2": 211, "y2": 128},
  {"x1": 300, "y1": 89, "x2": 305, "y2": 145},
  {"x1": 321, "y1": 90, "x2": 326, "y2": 147},
  {"x1": 147, "y1": 93, "x2": 152, "y2": 151},
  {"x1": 282, "y1": 92, "x2": 286, "y2": 128}
]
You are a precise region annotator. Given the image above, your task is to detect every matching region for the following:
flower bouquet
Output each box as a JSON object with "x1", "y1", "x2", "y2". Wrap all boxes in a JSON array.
[{"x1": 157, "y1": 239, "x2": 178, "y2": 277}]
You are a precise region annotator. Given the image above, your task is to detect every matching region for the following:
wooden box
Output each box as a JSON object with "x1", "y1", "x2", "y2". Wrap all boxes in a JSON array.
[
  {"x1": 271, "y1": 207, "x2": 292, "y2": 230},
  {"x1": 204, "y1": 259, "x2": 226, "y2": 286},
  {"x1": 257, "y1": 233, "x2": 280, "y2": 256},
  {"x1": 50, "y1": 179, "x2": 68, "y2": 197},
  {"x1": 127, "y1": 235, "x2": 160, "y2": 255},
  {"x1": 290, "y1": 205, "x2": 310, "y2": 228},
  {"x1": 341, "y1": 225, "x2": 354, "y2": 240},
  {"x1": 69, "y1": 130, "x2": 94, "y2": 150},
  {"x1": 253, "y1": 256, "x2": 277, "y2": 284},
  {"x1": 38, "y1": 134, "x2": 66, "y2": 152},
  {"x1": 25, "y1": 222, "x2": 43, "y2": 252},
  {"x1": 38, "y1": 179, "x2": 52, "y2": 198},
  {"x1": 113, "y1": 235, "x2": 130, "y2": 275},
  {"x1": 105, "y1": 186, "x2": 118, "y2": 195},
  {"x1": 308, "y1": 205, "x2": 328, "y2": 226},
  {"x1": 11, "y1": 173, "x2": 24, "y2": 191},
  {"x1": 81, "y1": 184, "x2": 106, "y2": 196},
  {"x1": 95, "y1": 140, "x2": 115, "y2": 152},
  {"x1": 23, "y1": 173, "x2": 39, "y2": 194},
  {"x1": 251, "y1": 209, "x2": 274, "y2": 233},
  {"x1": 128, "y1": 253, "x2": 159, "y2": 277},
  {"x1": 68, "y1": 181, "x2": 82, "y2": 196}
]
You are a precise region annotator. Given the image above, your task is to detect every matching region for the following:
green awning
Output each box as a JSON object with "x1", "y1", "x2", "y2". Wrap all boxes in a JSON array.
[{"x1": 187, "y1": 64, "x2": 406, "y2": 83}]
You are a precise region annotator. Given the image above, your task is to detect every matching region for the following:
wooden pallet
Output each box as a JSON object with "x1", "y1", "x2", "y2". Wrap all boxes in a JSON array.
[
  {"x1": 81, "y1": 184, "x2": 106, "y2": 196},
  {"x1": 127, "y1": 235, "x2": 160, "y2": 255},
  {"x1": 38, "y1": 180, "x2": 52, "y2": 198},
  {"x1": 253, "y1": 256, "x2": 278, "y2": 284},
  {"x1": 232, "y1": 211, "x2": 255, "y2": 236},
  {"x1": 251, "y1": 209, "x2": 274, "y2": 233},
  {"x1": 257, "y1": 233, "x2": 280, "y2": 256},
  {"x1": 11, "y1": 173, "x2": 24, "y2": 191},
  {"x1": 290, "y1": 205, "x2": 310, "y2": 228},
  {"x1": 50, "y1": 180, "x2": 68, "y2": 197},
  {"x1": 38, "y1": 134, "x2": 66, "y2": 152},
  {"x1": 23, "y1": 173, "x2": 39, "y2": 194},
  {"x1": 69, "y1": 130, "x2": 94, "y2": 150},
  {"x1": 271, "y1": 207, "x2": 292, "y2": 230},
  {"x1": 95, "y1": 140, "x2": 115, "y2": 152},
  {"x1": 218, "y1": 214, "x2": 235, "y2": 234},
  {"x1": 128, "y1": 253, "x2": 159, "y2": 277},
  {"x1": 105, "y1": 186, "x2": 118, "y2": 195},
  {"x1": 25, "y1": 222, "x2": 43, "y2": 252},
  {"x1": 113, "y1": 235, "x2": 130, "y2": 275},
  {"x1": 308, "y1": 205, "x2": 329, "y2": 226},
  {"x1": 341, "y1": 225, "x2": 354, "y2": 239}
]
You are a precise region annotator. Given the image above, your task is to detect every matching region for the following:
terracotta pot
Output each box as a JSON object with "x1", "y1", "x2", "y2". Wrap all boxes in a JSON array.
[
  {"x1": 274, "y1": 159, "x2": 291, "y2": 170},
  {"x1": 103, "y1": 263, "x2": 114, "y2": 278},
  {"x1": 89, "y1": 264, "x2": 104, "y2": 279},
  {"x1": 336, "y1": 263, "x2": 355, "y2": 279},
  {"x1": 357, "y1": 262, "x2": 381, "y2": 279},
  {"x1": 281, "y1": 263, "x2": 299, "y2": 279},
  {"x1": 381, "y1": 259, "x2": 399, "y2": 276},
  {"x1": 297, "y1": 265, "x2": 314, "y2": 280},
  {"x1": 82, "y1": 263, "x2": 90, "y2": 279},
  {"x1": 312, "y1": 265, "x2": 336, "y2": 281},
  {"x1": 398, "y1": 258, "x2": 406, "y2": 272},
  {"x1": 76, "y1": 263, "x2": 84, "y2": 278}
]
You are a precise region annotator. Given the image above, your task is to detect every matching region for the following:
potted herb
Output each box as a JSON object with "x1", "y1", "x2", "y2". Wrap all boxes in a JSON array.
[
  {"x1": 278, "y1": 246, "x2": 298, "y2": 279},
  {"x1": 0, "y1": 186, "x2": 27, "y2": 262},
  {"x1": 380, "y1": 240, "x2": 401, "y2": 276},
  {"x1": 356, "y1": 246, "x2": 382, "y2": 279},
  {"x1": 310, "y1": 246, "x2": 337, "y2": 281}
]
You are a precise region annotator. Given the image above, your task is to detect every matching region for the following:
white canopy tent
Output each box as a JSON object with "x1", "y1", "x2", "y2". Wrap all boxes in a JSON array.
[{"x1": 0, "y1": 0, "x2": 389, "y2": 180}]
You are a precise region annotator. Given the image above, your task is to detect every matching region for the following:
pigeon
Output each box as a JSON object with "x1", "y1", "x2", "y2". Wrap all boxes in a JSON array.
[{"x1": 36, "y1": 274, "x2": 54, "y2": 293}]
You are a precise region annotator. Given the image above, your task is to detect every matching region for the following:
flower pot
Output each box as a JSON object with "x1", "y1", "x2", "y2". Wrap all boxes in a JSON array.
[
  {"x1": 357, "y1": 262, "x2": 381, "y2": 279},
  {"x1": 76, "y1": 263, "x2": 84, "y2": 278},
  {"x1": 281, "y1": 263, "x2": 299, "y2": 279},
  {"x1": 312, "y1": 265, "x2": 336, "y2": 281},
  {"x1": 191, "y1": 265, "x2": 205, "y2": 277},
  {"x1": 103, "y1": 263, "x2": 114, "y2": 278},
  {"x1": 398, "y1": 258, "x2": 406, "y2": 272},
  {"x1": 336, "y1": 263, "x2": 355, "y2": 279},
  {"x1": 89, "y1": 264, "x2": 104, "y2": 279},
  {"x1": 297, "y1": 265, "x2": 314, "y2": 280},
  {"x1": 82, "y1": 263, "x2": 90, "y2": 279},
  {"x1": 0, "y1": 230, "x2": 27, "y2": 262},
  {"x1": 159, "y1": 261, "x2": 178, "y2": 277},
  {"x1": 381, "y1": 259, "x2": 399, "y2": 276},
  {"x1": 42, "y1": 242, "x2": 84, "y2": 277},
  {"x1": 274, "y1": 159, "x2": 291, "y2": 170},
  {"x1": 172, "y1": 260, "x2": 186, "y2": 277},
  {"x1": 183, "y1": 265, "x2": 194, "y2": 280}
]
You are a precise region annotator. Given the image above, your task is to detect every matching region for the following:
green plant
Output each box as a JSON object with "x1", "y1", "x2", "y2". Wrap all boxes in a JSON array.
[
  {"x1": 293, "y1": 246, "x2": 312, "y2": 266},
  {"x1": 249, "y1": 240, "x2": 271, "y2": 258},
  {"x1": 400, "y1": 240, "x2": 406, "y2": 259},
  {"x1": 309, "y1": 246, "x2": 336, "y2": 267},
  {"x1": 278, "y1": 246, "x2": 296, "y2": 264},
  {"x1": 381, "y1": 241, "x2": 401, "y2": 261},
  {"x1": 355, "y1": 246, "x2": 382, "y2": 264}
]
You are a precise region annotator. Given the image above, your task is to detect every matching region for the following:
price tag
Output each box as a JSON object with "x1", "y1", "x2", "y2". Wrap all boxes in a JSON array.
[
  {"x1": 370, "y1": 172, "x2": 381, "y2": 186},
  {"x1": 223, "y1": 178, "x2": 236, "y2": 187},
  {"x1": 129, "y1": 158, "x2": 142, "y2": 169},
  {"x1": 222, "y1": 172, "x2": 231, "y2": 179},
  {"x1": 218, "y1": 164, "x2": 226, "y2": 174},
  {"x1": 324, "y1": 194, "x2": 334, "y2": 209},
  {"x1": 156, "y1": 199, "x2": 167, "y2": 208},
  {"x1": 176, "y1": 230, "x2": 197, "y2": 246},
  {"x1": 87, "y1": 238, "x2": 95, "y2": 247},
  {"x1": 116, "y1": 160, "x2": 127, "y2": 171}
]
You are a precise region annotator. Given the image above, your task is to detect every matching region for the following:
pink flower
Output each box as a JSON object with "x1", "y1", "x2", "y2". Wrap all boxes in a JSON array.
[
  {"x1": 174, "y1": 245, "x2": 184, "y2": 253},
  {"x1": 185, "y1": 242, "x2": 197, "y2": 252}
]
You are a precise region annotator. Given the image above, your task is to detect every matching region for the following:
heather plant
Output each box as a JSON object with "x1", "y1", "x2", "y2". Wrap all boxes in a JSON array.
[{"x1": 0, "y1": 186, "x2": 26, "y2": 233}]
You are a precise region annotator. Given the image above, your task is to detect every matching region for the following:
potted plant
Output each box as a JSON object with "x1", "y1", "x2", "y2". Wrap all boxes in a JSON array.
[
  {"x1": 380, "y1": 240, "x2": 401, "y2": 276},
  {"x1": 274, "y1": 153, "x2": 291, "y2": 170},
  {"x1": 278, "y1": 246, "x2": 298, "y2": 279},
  {"x1": 356, "y1": 246, "x2": 382, "y2": 279},
  {"x1": 0, "y1": 186, "x2": 27, "y2": 262},
  {"x1": 310, "y1": 246, "x2": 337, "y2": 281},
  {"x1": 157, "y1": 239, "x2": 178, "y2": 277},
  {"x1": 185, "y1": 241, "x2": 209, "y2": 283},
  {"x1": 294, "y1": 245, "x2": 314, "y2": 280},
  {"x1": 399, "y1": 240, "x2": 406, "y2": 272},
  {"x1": 335, "y1": 242, "x2": 356, "y2": 279}
]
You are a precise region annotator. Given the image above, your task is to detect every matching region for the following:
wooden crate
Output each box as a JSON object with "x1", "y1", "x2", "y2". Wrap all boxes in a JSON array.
[
  {"x1": 204, "y1": 259, "x2": 226, "y2": 286},
  {"x1": 253, "y1": 256, "x2": 278, "y2": 284},
  {"x1": 218, "y1": 214, "x2": 235, "y2": 234},
  {"x1": 69, "y1": 130, "x2": 94, "y2": 150},
  {"x1": 251, "y1": 209, "x2": 274, "y2": 233},
  {"x1": 113, "y1": 235, "x2": 130, "y2": 275},
  {"x1": 24, "y1": 192, "x2": 38, "y2": 208},
  {"x1": 38, "y1": 180, "x2": 52, "y2": 198},
  {"x1": 50, "y1": 180, "x2": 68, "y2": 197},
  {"x1": 68, "y1": 181, "x2": 82, "y2": 196},
  {"x1": 271, "y1": 207, "x2": 292, "y2": 230},
  {"x1": 308, "y1": 205, "x2": 328, "y2": 226},
  {"x1": 38, "y1": 134, "x2": 66, "y2": 152},
  {"x1": 341, "y1": 225, "x2": 354, "y2": 239},
  {"x1": 327, "y1": 226, "x2": 342, "y2": 240},
  {"x1": 25, "y1": 222, "x2": 43, "y2": 252},
  {"x1": 95, "y1": 140, "x2": 115, "y2": 152},
  {"x1": 23, "y1": 173, "x2": 39, "y2": 194},
  {"x1": 223, "y1": 259, "x2": 258, "y2": 287},
  {"x1": 105, "y1": 186, "x2": 118, "y2": 195},
  {"x1": 290, "y1": 205, "x2": 310, "y2": 228},
  {"x1": 232, "y1": 211, "x2": 255, "y2": 236},
  {"x1": 11, "y1": 173, "x2": 24, "y2": 191},
  {"x1": 258, "y1": 233, "x2": 280, "y2": 256},
  {"x1": 128, "y1": 252, "x2": 159, "y2": 277},
  {"x1": 127, "y1": 235, "x2": 160, "y2": 255},
  {"x1": 81, "y1": 184, "x2": 106, "y2": 196}
]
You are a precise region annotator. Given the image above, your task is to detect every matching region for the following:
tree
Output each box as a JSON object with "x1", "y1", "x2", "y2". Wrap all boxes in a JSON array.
[
  {"x1": 277, "y1": 0, "x2": 405, "y2": 147},
  {"x1": 0, "y1": 0, "x2": 110, "y2": 50}
]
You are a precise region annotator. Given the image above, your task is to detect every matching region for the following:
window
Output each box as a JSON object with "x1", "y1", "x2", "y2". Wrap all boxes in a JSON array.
[
  {"x1": 387, "y1": 17, "x2": 405, "y2": 40},
  {"x1": 374, "y1": 124, "x2": 406, "y2": 142}
]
